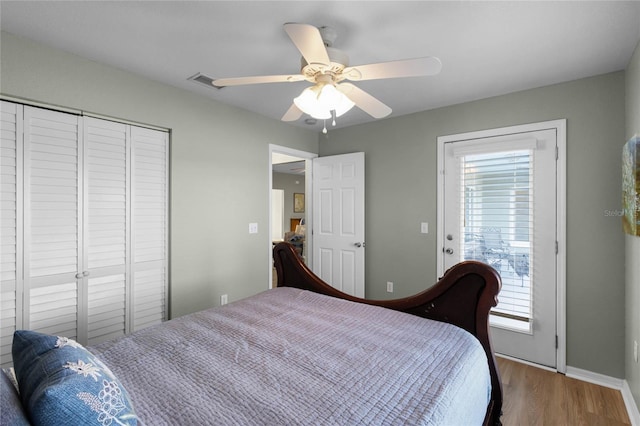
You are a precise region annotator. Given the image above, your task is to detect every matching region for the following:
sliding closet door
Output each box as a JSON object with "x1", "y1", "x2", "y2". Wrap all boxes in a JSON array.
[
  {"x1": 131, "y1": 126, "x2": 168, "y2": 331},
  {"x1": 0, "y1": 101, "x2": 23, "y2": 367},
  {"x1": 83, "y1": 117, "x2": 129, "y2": 346},
  {"x1": 23, "y1": 106, "x2": 82, "y2": 340}
]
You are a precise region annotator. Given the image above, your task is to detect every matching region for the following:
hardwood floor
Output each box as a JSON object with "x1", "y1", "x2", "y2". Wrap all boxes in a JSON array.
[{"x1": 498, "y1": 357, "x2": 631, "y2": 425}]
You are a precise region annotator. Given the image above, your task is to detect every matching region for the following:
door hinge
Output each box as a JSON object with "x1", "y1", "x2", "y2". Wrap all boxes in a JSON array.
[
  {"x1": 556, "y1": 335, "x2": 559, "y2": 349},
  {"x1": 555, "y1": 241, "x2": 558, "y2": 254}
]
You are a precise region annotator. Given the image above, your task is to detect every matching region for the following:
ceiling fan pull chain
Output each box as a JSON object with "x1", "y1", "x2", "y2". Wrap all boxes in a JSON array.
[
  {"x1": 322, "y1": 120, "x2": 328, "y2": 134},
  {"x1": 332, "y1": 110, "x2": 337, "y2": 126}
]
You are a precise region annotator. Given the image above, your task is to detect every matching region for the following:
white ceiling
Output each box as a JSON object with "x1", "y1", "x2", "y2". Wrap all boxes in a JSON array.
[{"x1": 2, "y1": 1, "x2": 639, "y2": 133}]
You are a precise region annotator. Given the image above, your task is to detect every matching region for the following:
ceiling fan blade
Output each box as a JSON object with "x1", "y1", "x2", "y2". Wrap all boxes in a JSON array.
[
  {"x1": 337, "y1": 83, "x2": 392, "y2": 119},
  {"x1": 343, "y1": 57, "x2": 442, "y2": 81},
  {"x1": 281, "y1": 104, "x2": 303, "y2": 122},
  {"x1": 213, "y1": 74, "x2": 305, "y2": 87},
  {"x1": 283, "y1": 23, "x2": 331, "y2": 67}
]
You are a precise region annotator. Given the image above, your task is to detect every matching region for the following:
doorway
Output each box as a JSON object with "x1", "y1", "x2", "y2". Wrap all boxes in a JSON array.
[
  {"x1": 437, "y1": 120, "x2": 566, "y2": 371},
  {"x1": 269, "y1": 145, "x2": 317, "y2": 289},
  {"x1": 268, "y1": 146, "x2": 366, "y2": 298}
]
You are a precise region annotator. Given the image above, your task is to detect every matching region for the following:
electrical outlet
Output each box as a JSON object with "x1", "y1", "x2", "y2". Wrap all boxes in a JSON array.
[
  {"x1": 634, "y1": 340, "x2": 638, "y2": 363},
  {"x1": 248, "y1": 223, "x2": 258, "y2": 234},
  {"x1": 386, "y1": 281, "x2": 393, "y2": 293},
  {"x1": 220, "y1": 294, "x2": 228, "y2": 305}
]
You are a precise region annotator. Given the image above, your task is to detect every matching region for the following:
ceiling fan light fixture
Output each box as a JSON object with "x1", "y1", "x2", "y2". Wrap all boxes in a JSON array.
[
  {"x1": 294, "y1": 83, "x2": 355, "y2": 119},
  {"x1": 294, "y1": 86, "x2": 331, "y2": 119},
  {"x1": 332, "y1": 92, "x2": 355, "y2": 118}
]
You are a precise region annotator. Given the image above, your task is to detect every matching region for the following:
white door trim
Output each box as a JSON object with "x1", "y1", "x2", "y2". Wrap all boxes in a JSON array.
[
  {"x1": 436, "y1": 119, "x2": 566, "y2": 373},
  {"x1": 268, "y1": 144, "x2": 317, "y2": 289}
]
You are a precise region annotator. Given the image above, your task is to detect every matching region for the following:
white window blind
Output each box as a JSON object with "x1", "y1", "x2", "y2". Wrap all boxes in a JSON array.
[{"x1": 461, "y1": 149, "x2": 533, "y2": 323}]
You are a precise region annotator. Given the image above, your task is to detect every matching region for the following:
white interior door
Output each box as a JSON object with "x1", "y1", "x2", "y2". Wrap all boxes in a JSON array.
[
  {"x1": 312, "y1": 152, "x2": 365, "y2": 298},
  {"x1": 439, "y1": 123, "x2": 564, "y2": 369},
  {"x1": 23, "y1": 105, "x2": 82, "y2": 340},
  {"x1": 271, "y1": 189, "x2": 284, "y2": 241},
  {"x1": 83, "y1": 117, "x2": 129, "y2": 346},
  {"x1": 1, "y1": 101, "x2": 168, "y2": 359},
  {"x1": 130, "y1": 126, "x2": 169, "y2": 332},
  {"x1": 0, "y1": 101, "x2": 23, "y2": 367}
]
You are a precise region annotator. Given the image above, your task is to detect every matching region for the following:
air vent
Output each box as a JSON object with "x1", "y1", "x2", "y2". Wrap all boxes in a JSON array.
[{"x1": 188, "y1": 73, "x2": 223, "y2": 89}]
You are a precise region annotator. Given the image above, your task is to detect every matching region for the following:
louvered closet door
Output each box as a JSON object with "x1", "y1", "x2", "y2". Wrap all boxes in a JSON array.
[
  {"x1": 0, "y1": 101, "x2": 23, "y2": 367},
  {"x1": 83, "y1": 118, "x2": 129, "y2": 346},
  {"x1": 131, "y1": 126, "x2": 167, "y2": 331},
  {"x1": 0, "y1": 102, "x2": 168, "y2": 360},
  {"x1": 23, "y1": 106, "x2": 81, "y2": 339}
]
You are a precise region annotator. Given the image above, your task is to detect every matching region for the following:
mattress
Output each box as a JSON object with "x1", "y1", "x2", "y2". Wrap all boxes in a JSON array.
[{"x1": 90, "y1": 287, "x2": 491, "y2": 425}]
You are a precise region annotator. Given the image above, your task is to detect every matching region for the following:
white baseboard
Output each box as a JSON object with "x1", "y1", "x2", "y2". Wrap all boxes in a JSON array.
[
  {"x1": 496, "y1": 353, "x2": 557, "y2": 372},
  {"x1": 565, "y1": 366, "x2": 624, "y2": 389},
  {"x1": 622, "y1": 381, "x2": 640, "y2": 426},
  {"x1": 566, "y1": 366, "x2": 639, "y2": 426}
]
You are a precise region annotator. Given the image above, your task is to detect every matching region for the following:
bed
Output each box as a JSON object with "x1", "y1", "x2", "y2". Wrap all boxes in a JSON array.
[{"x1": 3, "y1": 242, "x2": 502, "y2": 425}]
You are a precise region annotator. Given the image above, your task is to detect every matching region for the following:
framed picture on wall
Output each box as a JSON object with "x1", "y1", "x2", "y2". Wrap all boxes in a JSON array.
[
  {"x1": 294, "y1": 193, "x2": 305, "y2": 213},
  {"x1": 623, "y1": 135, "x2": 639, "y2": 236}
]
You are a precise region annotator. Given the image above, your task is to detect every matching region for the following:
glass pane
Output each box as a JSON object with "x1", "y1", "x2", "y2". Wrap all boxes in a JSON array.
[{"x1": 461, "y1": 150, "x2": 533, "y2": 322}]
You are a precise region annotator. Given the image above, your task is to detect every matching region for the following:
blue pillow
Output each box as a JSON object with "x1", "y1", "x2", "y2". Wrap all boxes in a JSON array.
[{"x1": 12, "y1": 330, "x2": 137, "y2": 426}]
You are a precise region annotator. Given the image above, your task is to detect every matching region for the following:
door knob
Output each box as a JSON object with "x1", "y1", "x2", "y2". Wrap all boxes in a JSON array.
[
  {"x1": 354, "y1": 242, "x2": 362, "y2": 248},
  {"x1": 445, "y1": 248, "x2": 454, "y2": 255}
]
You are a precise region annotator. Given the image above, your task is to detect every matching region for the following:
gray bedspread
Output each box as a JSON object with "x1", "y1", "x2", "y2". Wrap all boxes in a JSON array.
[{"x1": 90, "y1": 288, "x2": 490, "y2": 425}]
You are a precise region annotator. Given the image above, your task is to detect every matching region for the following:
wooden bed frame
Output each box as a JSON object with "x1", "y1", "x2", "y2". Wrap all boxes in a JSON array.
[{"x1": 273, "y1": 242, "x2": 503, "y2": 426}]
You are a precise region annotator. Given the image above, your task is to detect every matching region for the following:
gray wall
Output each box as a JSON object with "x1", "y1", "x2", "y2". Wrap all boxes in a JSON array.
[
  {"x1": 1, "y1": 29, "x2": 634, "y2": 384},
  {"x1": 625, "y1": 38, "x2": 640, "y2": 411},
  {"x1": 320, "y1": 72, "x2": 627, "y2": 378},
  {"x1": 0, "y1": 31, "x2": 319, "y2": 318}
]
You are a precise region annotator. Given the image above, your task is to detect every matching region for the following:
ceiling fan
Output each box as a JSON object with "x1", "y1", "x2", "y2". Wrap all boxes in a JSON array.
[{"x1": 213, "y1": 23, "x2": 442, "y2": 131}]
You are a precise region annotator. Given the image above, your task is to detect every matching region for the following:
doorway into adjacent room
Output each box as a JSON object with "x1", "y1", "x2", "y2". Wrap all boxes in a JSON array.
[
  {"x1": 268, "y1": 146, "x2": 366, "y2": 298},
  {"x1": 269, "y1": 145, "x2": 316, "y2": 289}
]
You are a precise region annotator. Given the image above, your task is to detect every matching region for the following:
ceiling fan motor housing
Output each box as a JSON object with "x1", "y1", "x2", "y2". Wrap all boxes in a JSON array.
[{"x1": 300, "y1": 47, "x2": 349, "y2": 81}]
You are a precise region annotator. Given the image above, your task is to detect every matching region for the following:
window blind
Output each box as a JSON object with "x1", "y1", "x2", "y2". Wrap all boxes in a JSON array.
[{"x1": 461, "y1": 150, "x2": 533, "y2": 322}]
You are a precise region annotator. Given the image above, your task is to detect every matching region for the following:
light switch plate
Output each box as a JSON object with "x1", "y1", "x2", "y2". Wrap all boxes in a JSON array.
[
  {"x1": 421, "y1": 222, "x2": 429, "y2": 234},
  {"x1": 249, "y1": 222, "x2": 258, "y2": 234}
]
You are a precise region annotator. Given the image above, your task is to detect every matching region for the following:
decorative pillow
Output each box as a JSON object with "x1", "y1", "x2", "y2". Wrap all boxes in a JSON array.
[{"x1": 12, "y1": 330, "x2": 137, "y2": 426}]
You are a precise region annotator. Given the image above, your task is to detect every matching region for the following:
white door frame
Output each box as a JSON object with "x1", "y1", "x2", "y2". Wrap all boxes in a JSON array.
[
  {"x1": 268, "y1": 144, "x2": 317, "y2": 289},
  {"x1": 436, "y1": 119, "x2": 566, "y2": 373}
]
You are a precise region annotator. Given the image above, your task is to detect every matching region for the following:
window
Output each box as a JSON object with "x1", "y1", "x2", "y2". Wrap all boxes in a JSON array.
[{"x1": 461, "y1": 150, "x2": 533, "y2": 328}]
